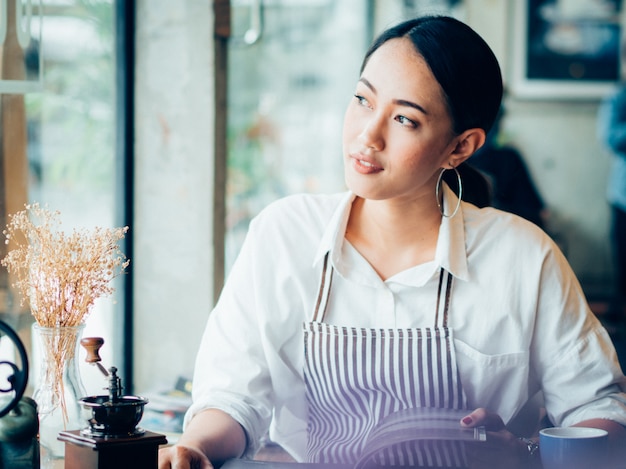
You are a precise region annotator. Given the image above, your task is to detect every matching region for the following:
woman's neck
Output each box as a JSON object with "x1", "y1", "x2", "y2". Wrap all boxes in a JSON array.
[{"x1": 345, "y1": 196, "x2": 442, "y2": 280}]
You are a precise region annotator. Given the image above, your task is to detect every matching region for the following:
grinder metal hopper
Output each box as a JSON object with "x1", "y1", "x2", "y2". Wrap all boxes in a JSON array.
[{"x1": 79, "y1": 337, "x2": 148, "y2": 438}]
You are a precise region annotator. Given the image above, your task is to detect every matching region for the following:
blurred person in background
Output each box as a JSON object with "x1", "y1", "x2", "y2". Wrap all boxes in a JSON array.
[
  {"x1": 597, "y1": 83, "x2": 626, "y2": 321},
  {"x1": 469, "y1": 104, "x2": 548, "y2": 231}
]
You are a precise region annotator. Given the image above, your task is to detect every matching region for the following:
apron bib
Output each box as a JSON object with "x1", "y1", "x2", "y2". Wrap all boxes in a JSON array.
[{"x1": 303, "y1": 254, "x2": 468, "y2": 467}]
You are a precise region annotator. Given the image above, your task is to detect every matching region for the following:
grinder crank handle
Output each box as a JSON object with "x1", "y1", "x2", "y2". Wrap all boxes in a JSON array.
[{"x1": 80, "y1": 337, "x2": 110, "y2": 377}]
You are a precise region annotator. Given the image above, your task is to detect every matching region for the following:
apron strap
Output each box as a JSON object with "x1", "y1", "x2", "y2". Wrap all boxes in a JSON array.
[
  {"x1": 434, "y1": 268, "x2": 453, "y2": 328},
  {"x1": 313, "y1": 252, "x2": 334, "y2": 322},
  {"x1": 314, "y1": 254, "x2": 454, "y2": 326}
]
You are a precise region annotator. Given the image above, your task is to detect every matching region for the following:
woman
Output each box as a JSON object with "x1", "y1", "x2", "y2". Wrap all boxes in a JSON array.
[{"x1": 159, "y1": 15, "x2": 626, "y2": 469}]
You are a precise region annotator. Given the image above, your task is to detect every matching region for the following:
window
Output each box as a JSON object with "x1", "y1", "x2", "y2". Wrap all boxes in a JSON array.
[
  {"x1": 225, "y1": 0, "x2": 370, "y2": 270},
  {"x1": 0, "y1": 0, "x2": 123, "y2": 396}
]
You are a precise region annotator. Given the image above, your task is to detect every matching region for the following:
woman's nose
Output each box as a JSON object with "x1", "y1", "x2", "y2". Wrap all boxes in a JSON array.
[{"x1": 358, "y1": 114, "x2": 385, "y2": 151}]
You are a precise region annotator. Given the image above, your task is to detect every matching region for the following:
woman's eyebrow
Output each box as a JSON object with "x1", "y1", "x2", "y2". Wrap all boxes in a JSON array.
[{"x1": 358, "y1": 77, "x2": 428, "y2": 115}]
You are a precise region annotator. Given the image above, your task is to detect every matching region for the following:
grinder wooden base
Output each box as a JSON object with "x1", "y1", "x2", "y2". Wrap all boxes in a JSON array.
[{"x1": 58, "y1": 429, "x2": 167, "y2": 469}]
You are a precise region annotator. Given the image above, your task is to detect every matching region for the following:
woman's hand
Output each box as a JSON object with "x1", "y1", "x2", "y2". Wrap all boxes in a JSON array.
[
  {"x1": 460, "y1": 408, "x2": 536, "y2": 469},
  {"x1": 158, "y1": 409, "x2": 246, "y2": 469},
  {"x1": 158, "y1": 444, "x2": 213, "y2": 469}
]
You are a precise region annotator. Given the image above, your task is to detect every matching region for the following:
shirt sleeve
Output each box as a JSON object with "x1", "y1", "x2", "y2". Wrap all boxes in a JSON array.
[
  {"x1": 183, "y1": 215, "x2": 275, "y2": 457},
  {"x1": 181, "y1": 194, "x2": 329, "y2": 459},
  {"x1": 531, "y1": 244, "x2": 626, "y2": 428}
]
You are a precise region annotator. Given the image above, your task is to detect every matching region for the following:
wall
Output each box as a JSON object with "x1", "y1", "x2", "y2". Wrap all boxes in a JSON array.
[
  {"x1": 133, "y1": 0, "x2": 216, "y2": 394},
  {"x1": 505, "y1": 100, "x2": 613, "y2": 296},
  {"x1": 467, "y1": 0, "x2": 615, "y2": 297}
]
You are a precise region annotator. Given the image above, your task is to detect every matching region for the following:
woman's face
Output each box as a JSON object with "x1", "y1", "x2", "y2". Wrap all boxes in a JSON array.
[{"x1": 342, "y1": 37, "x2": 459, "y2": 203}]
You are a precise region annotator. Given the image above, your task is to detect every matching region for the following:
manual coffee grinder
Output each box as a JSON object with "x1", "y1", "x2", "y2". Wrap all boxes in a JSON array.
[{"x1": 58, "y1": 337, "x2": 167, "y2": 469}]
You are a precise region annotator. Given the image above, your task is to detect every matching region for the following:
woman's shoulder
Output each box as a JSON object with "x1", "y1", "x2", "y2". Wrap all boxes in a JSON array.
[
  {"x1": 263, "y1": 191, "x2": 347, "y2": 209},
  {"x1": 254, "y1": 192, "x2": 347, "y2": 225},
  {"x1": 463, "y1": 203, "x2": 554, "y2": 250},
  {"x1": 461, "y1": 204, "x2": 572, "y2": 292}
]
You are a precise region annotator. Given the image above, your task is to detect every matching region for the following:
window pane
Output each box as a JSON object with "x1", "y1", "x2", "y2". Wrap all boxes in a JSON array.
[
  {"x1": 226, "y1": 0, "x2": 369, "y2": 269},
  {"x1": 2, "y1": 0, "x2": 119, "y2": 396}
]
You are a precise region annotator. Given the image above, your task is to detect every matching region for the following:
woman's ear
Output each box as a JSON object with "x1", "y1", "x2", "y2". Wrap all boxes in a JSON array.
[{"x1": 448, "y1": 128, "x2": 486, "y2": 167}]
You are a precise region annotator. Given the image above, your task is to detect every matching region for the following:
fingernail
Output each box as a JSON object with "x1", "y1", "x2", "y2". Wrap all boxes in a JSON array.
[{"x1": 462, "y1": 416, "x2": 472, "y2": 425}]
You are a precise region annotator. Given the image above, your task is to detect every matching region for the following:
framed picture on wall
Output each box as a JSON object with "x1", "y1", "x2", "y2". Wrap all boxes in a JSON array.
[{"x1": 510, "y1": 0, "x2": 623, "y2": 99}]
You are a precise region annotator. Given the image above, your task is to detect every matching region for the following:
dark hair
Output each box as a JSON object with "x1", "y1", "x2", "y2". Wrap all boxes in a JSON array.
[
  {"x1": 361, "y1": 15, "x2": 503, "y2": 135},
  {"x1": 361, "y1": 15, "x2": 503, "y2": 207}
]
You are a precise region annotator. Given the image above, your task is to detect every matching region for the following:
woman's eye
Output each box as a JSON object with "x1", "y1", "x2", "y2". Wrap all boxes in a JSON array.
[
  {"x1": 396, "y1": 115, "x2": 417, "y2": 128},
  {"x1": 354, "y1": 94, "x2": 370, "y2": 108}
]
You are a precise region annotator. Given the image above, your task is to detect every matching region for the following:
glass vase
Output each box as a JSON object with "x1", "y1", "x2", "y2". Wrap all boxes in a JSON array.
[{"x1": 32, "y1": 324, "x2": 87, "y2": 468}]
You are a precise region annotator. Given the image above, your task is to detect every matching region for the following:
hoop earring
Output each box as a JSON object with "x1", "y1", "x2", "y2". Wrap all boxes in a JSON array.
[{"x1": 436, "y1": 166, "x2": 462, "y2": 218}]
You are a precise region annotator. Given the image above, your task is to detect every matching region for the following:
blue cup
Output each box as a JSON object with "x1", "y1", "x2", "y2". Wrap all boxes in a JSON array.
[{"x1": 539, "y1": 427, "x2": 609, "y2": 469}]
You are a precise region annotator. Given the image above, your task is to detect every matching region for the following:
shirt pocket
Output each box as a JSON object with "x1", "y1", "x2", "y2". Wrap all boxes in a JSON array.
[{"x1": 453, "y1": 338, "x2": 530, "y2": 423}]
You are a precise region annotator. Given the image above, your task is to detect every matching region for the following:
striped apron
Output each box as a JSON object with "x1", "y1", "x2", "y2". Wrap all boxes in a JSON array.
[{"x1": 303, "y1": 255, "x2": 468, "y2": 467}]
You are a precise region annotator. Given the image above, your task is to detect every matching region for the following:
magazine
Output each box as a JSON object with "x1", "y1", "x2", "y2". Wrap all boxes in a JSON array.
[
  {"x1": 222, "y1": 407, "x2": 486, "y2": 469},
  {"x1": 354, "y1": 407, "x2": 486, "y2": 468}
]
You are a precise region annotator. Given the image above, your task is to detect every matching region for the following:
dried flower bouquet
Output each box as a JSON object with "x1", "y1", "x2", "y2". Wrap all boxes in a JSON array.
[
  {"x1": 1, "y1": 203, "x2": 129, "y2": 326},
  {"x1": 1, "y1": 203, "x2": 129, "y2": 425}
]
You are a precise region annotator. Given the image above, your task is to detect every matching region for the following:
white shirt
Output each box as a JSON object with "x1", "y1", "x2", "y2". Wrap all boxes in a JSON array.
[{"x1": 185, "y1": 185, "x2": 626, "y2": 461}]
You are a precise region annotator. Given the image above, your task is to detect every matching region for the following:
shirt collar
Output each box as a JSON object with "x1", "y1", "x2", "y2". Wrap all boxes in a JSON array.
[
  {"x1": 436, "y1": 183, "x2": 469, "y2": 281},
  {"x1": 313, "y1": 191, "x2": 355, "y2": 268},
  {"x1": 313, "y1": 184, "x2": 469, "y2": 281}
]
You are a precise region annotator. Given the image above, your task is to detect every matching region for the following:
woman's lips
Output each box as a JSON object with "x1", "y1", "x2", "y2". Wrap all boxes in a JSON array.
[{"x1": 351, "y1": 155, "x2": 383, "y2": 174}]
